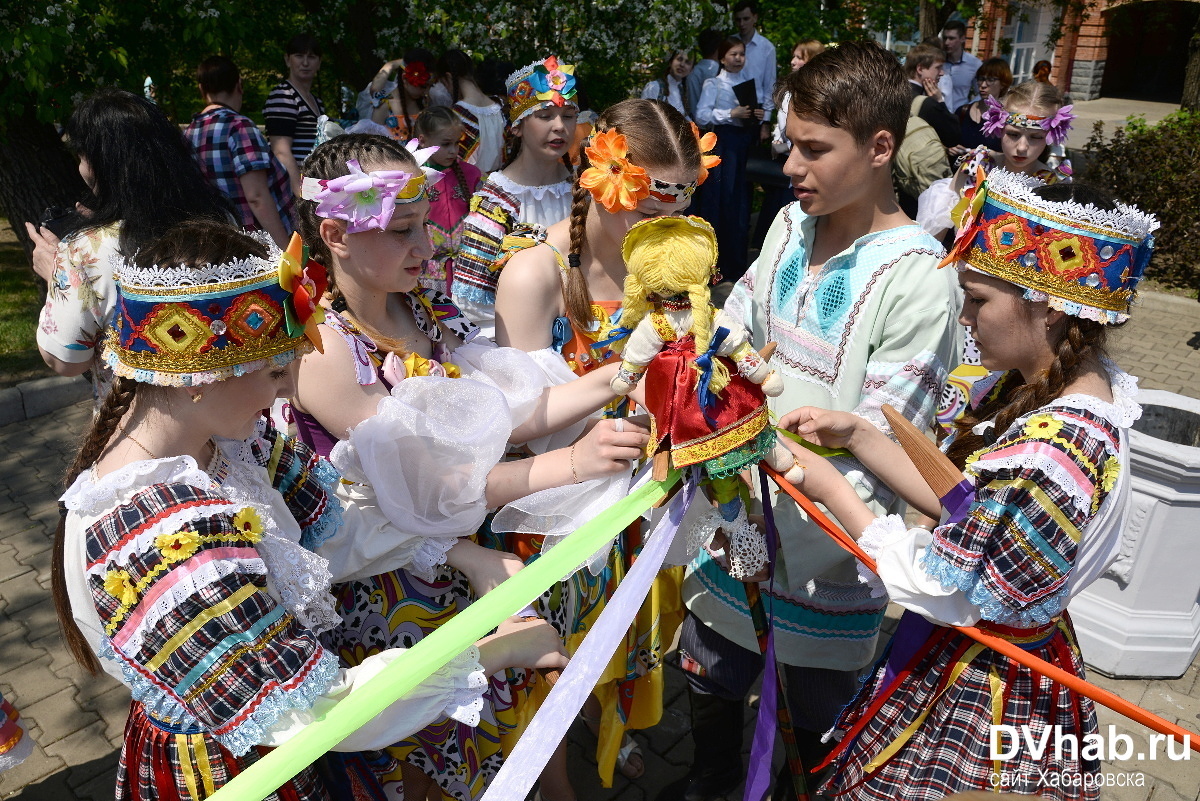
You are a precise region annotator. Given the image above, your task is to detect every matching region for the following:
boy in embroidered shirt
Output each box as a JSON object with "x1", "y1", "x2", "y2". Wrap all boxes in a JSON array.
[{"x1": 664, "y1": 41, "x2": 962, "y2": 801}]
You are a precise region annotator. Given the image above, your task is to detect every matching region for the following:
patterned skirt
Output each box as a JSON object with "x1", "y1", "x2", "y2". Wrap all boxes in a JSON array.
[
  {"x1": 0, "y1": 689, "x2": 32, "y2": 773},
  {"x1": 490, "y1": 520, "x2": 685, "y2": 788},
  {"x1": 115, "y1": 701, "x2": 338, "y2": 801},
  {"x1": 321, "y1": 564, "x2": 512, "y2": 801},
  {"x1": 821, "y1": 614, "x2": 1099, "y2": 801}
]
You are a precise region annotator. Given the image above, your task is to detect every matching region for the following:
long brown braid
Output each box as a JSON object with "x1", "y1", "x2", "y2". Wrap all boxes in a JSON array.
[
  {"x1": 945, "y1": 317, "x2": 1109, "y2": 468},
  {"x1": 296, "y1": 133, "x2": 418, "y2": 357},
  {"x1": 945, "y1": 182, "x2": 1123, "y2": 467},
  {"x1": 53, "y1": 376, "x2": 140, "y2": 673},
  {"x1": 563, "y1": 98, "x2": 701, "y2": 334}
]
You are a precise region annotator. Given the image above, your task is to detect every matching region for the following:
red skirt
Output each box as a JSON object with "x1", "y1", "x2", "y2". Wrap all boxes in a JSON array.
[
  {"x1": 643, "y1": 335, "x2": 770, "y2": 472},
  {"x1": 115, "y1": 701, "x2": 380, "y2": 801}
]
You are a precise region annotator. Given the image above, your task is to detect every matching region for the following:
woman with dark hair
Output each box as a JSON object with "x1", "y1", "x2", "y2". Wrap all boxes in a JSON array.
[
  {"x1": 640, "y1": 49, "x2": 693, "y2": 118},
  {"x1": 264, "y1": 33, "x2": 325, "y2": 195},
  {"x1": 356, "y1": 47, "x2": 434, "y2": 143},
  {"x1": 28, "y1": 87, "x2": 231, "y2": 404},
  {"x1": 951, "y1": 57, "x2": 1013, "y2": 155}
]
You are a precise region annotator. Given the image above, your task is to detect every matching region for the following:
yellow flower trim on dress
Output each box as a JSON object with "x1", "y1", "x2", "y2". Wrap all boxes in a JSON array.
[
  {"x1": 579, "y1": 130, "x2": 651, "y2": 212},
  {"x1": 1023, "y1": 413, "x2": 1064, "y2": 440},
  {"x1": 103, "y1": 568, "x2": 138, "y2": 607},
  {"x1": 155, "y1": 529, "x2": 201, "y2": 564},
  {"x1": 1100, "y1": 455, "x2": 1121, "y2": 493},
  {"x1": 689, "y1": 122, "x2": 721, "y2": 185},
  {"x1": 231, "y1": 507, "x2": 264, "y2": 541}
]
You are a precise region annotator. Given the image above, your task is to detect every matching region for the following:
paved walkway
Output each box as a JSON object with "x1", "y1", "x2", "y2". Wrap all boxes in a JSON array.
[
  {"x1": 1063, "y1": 98, "x2": 1181, "y2": 150},
  {"x1": 1, "y1": 290, "x2": 1198, "y2": 801}
]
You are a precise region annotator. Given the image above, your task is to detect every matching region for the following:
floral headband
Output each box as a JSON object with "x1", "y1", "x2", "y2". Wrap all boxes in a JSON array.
[
  {"x1": 579, "y1": 128, "x2": 719, "y2": 213},
  {"x1": 980, "y1": 95, "x2": 1075, "y2": 145},
  {"x1": 301, "y1": 144, "x2": 442, "y2": 233},
  {"x1": 104, "y1": 233, "x2": 326, "y2": 387}
]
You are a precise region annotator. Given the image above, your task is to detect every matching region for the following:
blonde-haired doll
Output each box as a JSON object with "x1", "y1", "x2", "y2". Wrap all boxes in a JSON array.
[{"x1": 612, "y1": 215, "x2": 804, "y2": 579}]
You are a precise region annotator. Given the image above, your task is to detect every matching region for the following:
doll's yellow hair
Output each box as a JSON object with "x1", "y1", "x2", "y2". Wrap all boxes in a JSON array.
[{"x1": 620, "y1": 216, "x2": 730, "y2": 393}]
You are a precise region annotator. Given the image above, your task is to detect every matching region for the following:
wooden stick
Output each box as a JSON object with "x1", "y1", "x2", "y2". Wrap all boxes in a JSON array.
[
  {"x1": 880, "y1": 404, "x2": 964, "y2": 499},
  {"x1": 762, "y1": 464, "x2": 1200, "y2": 754},
  {"x1": 760, "y1": 341, "x2": 778, "y2": 361}
]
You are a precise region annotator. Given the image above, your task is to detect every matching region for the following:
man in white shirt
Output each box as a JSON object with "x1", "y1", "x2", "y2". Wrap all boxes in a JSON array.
[
  {"x1": 733, "y1": 0, "x2": 777, "y2": 138},
  {"x1": 937, "y1": 20, "x2": 982, "y2": 112}
]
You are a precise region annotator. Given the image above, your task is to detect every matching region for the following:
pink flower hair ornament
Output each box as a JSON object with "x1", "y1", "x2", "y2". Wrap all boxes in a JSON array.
[
  {"x1": 980, "y1": 95, "x2": 1075, "y2": 146},
  {"x1": 301, "y1": 158, "x2": 429, "y2": 233}
]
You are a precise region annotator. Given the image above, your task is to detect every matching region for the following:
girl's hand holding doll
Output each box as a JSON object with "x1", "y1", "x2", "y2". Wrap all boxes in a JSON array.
[{"x1": 571, "y1": 418, "x2": 651, "y2": 481}]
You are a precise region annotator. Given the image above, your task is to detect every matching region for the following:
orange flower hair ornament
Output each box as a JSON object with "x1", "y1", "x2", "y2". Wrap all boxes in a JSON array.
[
  {"x1": 690, "y1": 122, "x2": 721, "y2": 185},
  {"x1": 579, "y1": 129, "x2": 651, "y2": 212}
]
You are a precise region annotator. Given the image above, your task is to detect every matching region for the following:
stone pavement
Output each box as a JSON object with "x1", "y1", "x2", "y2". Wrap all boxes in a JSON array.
[{"x1": 1, "y1": 290, "x2": 1198, "y2": 801}]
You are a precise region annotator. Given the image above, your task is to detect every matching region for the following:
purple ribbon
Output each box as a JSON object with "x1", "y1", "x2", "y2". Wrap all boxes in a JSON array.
[
  {"x1": 478, "y1": 470, "x2": 698, "y2": 801},
  {"x1": 744, "y1": 469, "x2": 782, "y2": 801},
  {"x1": 881, "y1": 478, "x2": 975, "y2": 686}
]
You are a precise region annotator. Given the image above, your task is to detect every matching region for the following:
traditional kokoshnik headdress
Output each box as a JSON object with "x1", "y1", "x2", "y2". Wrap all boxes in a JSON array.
[
  {"x1": 104, "y1": 233, "x2": 327, "y2": 386},
  {"x1": 505, "y1": 55, "x2": 578, "y2": 124},
  {"x1": 941, "y1": 169, "x2": 1158, "y2": 324}
]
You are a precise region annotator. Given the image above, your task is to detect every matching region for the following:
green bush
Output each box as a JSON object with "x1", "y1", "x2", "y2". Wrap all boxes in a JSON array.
[{"x1": 1080, "y1": 110, "x2": 1200, "y2": 295}]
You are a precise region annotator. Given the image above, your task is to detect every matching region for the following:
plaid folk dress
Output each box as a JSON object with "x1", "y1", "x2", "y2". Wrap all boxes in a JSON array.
[
  {"x1": 62, "y1": 425, "x2": 490, "y2": 801},
  {"x1": 821, "y1": 370, "x2": 1139, "y2": 800}
]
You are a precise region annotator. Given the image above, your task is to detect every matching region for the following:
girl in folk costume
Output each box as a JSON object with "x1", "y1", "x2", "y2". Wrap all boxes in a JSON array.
[
  {"x1": 358, "y1": 48, "x2": 434, "y2": 143},
  {"x1": 414, "y1": 107, "x2": 484, "y2": 297},
  {"x1": 290, "y1": 133, "x2": 645, "y2": 800},
  {"x1": 455, "y1": 56, "x2": 579, "y2": 339},
  {"x1": 491, "y1": 98, "x2": 717, "y2": 795},
  {"x1": 919, "y1": 80, "x2": 1075, "y2": 240},
  {"x1": 52, "y1": 219, "x2": 569, "y2": 801},
  {"x1": 437, "y1": 49, "x2": 507, "y2": 174},
  {"x1": 778, "y1": 174, "x2": 1156, "y2": 800},
  {"x1": 924, "y1": 79, "x2": 1078, "y2": 436}
]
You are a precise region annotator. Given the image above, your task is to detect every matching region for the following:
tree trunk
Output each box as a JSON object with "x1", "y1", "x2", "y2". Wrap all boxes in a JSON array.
[
  {"x1": 0, "y1": 106, "x2": 88, "y2": 265},
  {"x1": 920, "y1": 0, "x2": 941, "y2": 41},
  {"x1": 1183, "y1": 12, "x2": 1200, "y2": 111}
]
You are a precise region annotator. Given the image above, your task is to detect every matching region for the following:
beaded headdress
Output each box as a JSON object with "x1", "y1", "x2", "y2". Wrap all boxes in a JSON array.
[
  {"x1": 980, "y1": 95, "x2": 1075, "y2": 145},
  {"x1": 941, "y1": 170, "x2": 1158, "y2": 324},
  {"x1": 104, "y1": 233, "x2": 326, "y2": 386},
  {"x1": 505, "y1": 55, "x2": 578, "y2": 124}
]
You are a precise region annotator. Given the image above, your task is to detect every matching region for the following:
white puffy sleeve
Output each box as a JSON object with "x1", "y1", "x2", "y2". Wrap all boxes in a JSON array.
[{"x1": 325, "y1": 374, "x2": 514, "y2": 576}]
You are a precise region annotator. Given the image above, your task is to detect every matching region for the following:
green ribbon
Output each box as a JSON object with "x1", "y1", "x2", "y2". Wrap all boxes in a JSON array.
[
  {"x1": 210, "y1": 470, "x2": 680, "y2": 801},
  {"x1": 774, "y1": 426, "x2": 852, "y2": 459}
]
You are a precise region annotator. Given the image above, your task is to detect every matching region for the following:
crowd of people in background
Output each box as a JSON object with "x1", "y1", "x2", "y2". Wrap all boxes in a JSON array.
[{"x1": 12, "y1": 5, "x2": 1155, "y2": 801}]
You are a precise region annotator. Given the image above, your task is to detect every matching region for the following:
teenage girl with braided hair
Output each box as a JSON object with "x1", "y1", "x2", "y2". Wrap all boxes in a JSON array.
[
  {"x1": 454, "y1": 55, "x2": 580, "y2": 339},
  {"x1": 288, "y1": 133, "x2": 647, "y2": 800},
  {"x1": 52, "y1": 219, "x2": 573, "y2": 801},
  {"x1": 414, "y1": 106, "x2": 484, "y2": 296},
  {"x1": 359, "y1": 47, "x2": 434, "y2": 141},
  {"x1": 777, "y1": 177, "x2": 1154, "y2": 799},
  {"x1": 491, "y1": 97, "x2": 707, "y2": 796},
  {"x1": 437, "y1": 48, "x2": 506, "y2": 172}
]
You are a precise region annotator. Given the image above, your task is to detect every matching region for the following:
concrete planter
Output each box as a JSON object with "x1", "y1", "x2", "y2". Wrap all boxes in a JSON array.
[{"x1": 1071, "y1": 390, "x2": 1200, "y2": 678}]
